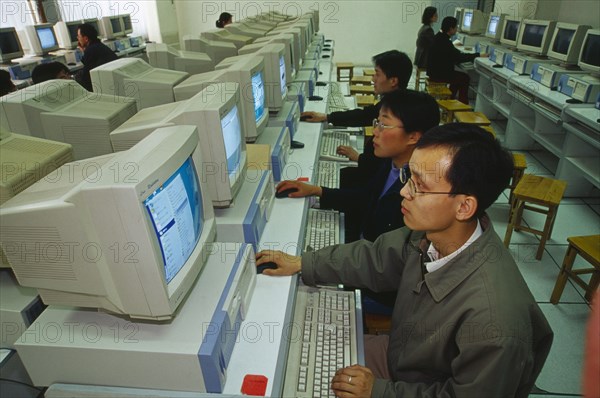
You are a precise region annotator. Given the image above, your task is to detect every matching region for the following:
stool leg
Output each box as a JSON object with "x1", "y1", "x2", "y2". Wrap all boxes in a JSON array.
[
  {"x1": 514, "y1": 200, "x2": 525, "y2": 232},
  {"x1": 550, "y1": 244, "x2": 577, "y2": 304},
  {"x1": 504, "y1": 198, "x2": 521, "y2": 248},
  {"x1": 585, "y1": 272, "x2": 600, "y2": 301},
  {"x1": 536, "y1": 205, "x2": 556, "y2": 260}
]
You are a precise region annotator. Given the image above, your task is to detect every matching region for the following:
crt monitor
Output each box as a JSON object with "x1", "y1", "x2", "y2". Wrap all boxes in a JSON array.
[
  {"x1": 547, "y1": 23, "x2": 591, "y2": 66},
  {"x1": 182, "y1": 35, "x2": 238, "y2": 64},
  {"x1": 90, "y1": 58, "x2": 189, "y2": 110},
  {"x1": 18, "y1": 24, "x2": 59, "y2": 56},
  {"x1": 500, "y1": 17, "x2": 522, "y2": 48},
  {"x1": 83, "y1": 18, "x2": 102, "y2": 39},
  {"x1": 516, "y1": 20, "x2": 557, "y2": 56},
  {"x1": 55, "y1": 20, "x2": 81, "y2": 50},
  {"x1": 267, "y1": 28, "x2": 301, "y2": 72},
  {"x1": 100, "y1": 15, "x2": 124, "y2": 40},
  {"x1": 110, "y1": 83, "x2": 248, "y2": 208},
  {"x1": 578, "y1": 29, "x2": 600, "y2": 76},
  {"x1": 146, "y1": 43, "x2": 214, "y2": 75},
  {"x1": 0, "y1": 125, "x2": 217, "y2": 321},
  {"x1": 460, "y1": 9, "x2": 487, "y2": 35},
  {"x1": 454, "y1": 8, "x2": 464, "y2": 29},
  {"x1": 201, "y1": 29, "x2": 253, "y2": 49},
  {"x1": 485, "y1": 13, "x2": 506, "y2": 41},
  {"x1": 121, "y1": 14, "x2": 133, "y2": 35},
  {"x1": 0, "y1": 27, "x2": 24, "y2": 63},
  {"x1": 0, "y1": 79, "x2": 138, "y2": 160}
]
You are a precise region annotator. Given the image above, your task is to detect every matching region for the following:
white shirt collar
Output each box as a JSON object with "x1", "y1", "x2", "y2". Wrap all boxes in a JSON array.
[{"x1": 425, "y1": 220, "x2": 483, "y2": 273}]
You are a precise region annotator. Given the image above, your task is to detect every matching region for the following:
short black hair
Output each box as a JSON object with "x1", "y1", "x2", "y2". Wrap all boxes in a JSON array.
[
  {"x1": 32, "y1": 62, "x2": 70, "y2": 84},
  {"x1": 372, "y1": 50, "x2": 413, "y2": 89},
  {"x1": 441, "y1": 16, "x2": 458, "y2": 33},
  {"x1": 379, "y1": 89, "x2": 440, "y2": 134},
  {"x1": 415, "y1": 123, "x2": 513, "y2": 218},
  {"x1": 78, "y1": 23, "x2": 98, "y2": 41},
  {"x1": 422, "y1": 7, "x2": 437, "y2": 24},
  {"x1": 216, "y1": 12, "x2": 233, "y2": 28},
  {"x1": 0, "y1": 69, "x2": 16, "y2": 97}
]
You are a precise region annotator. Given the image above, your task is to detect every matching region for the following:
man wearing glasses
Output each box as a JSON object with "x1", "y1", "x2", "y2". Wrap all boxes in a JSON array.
[{"x1": 257, "y1": 124, "x2": 553, "y2": 397}]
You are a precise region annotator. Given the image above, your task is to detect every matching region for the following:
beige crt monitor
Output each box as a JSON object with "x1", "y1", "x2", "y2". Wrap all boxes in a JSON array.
[
  {"x1": 0, "y1": 80, "x2": 137, "y2": 160},
  {"x1": 110, "y1": 83, "x2": 248, "y2": 208},
  {"x1": 90, "y1": 58, "x2": 189, "y2": 110},
  {"x1": 201, "y1": 29, "x2": 253, "y2": 49},
  {"x1": 146, "y1": 42, "x2": 215, "y2": 75},
  {"x1": 0, "y1": 125, "x2": 217, "y2": 321},
  {"x1": 182, "y1": 35, "x2": 238, "y2": 64},
  {"x1": 0, "y1": 130, "x2": 74, "y2": 268}
]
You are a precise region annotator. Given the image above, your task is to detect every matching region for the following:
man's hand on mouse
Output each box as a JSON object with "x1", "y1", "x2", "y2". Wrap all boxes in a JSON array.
[
  {"x1": 255, "y1": 250, "x2": 301, "y2": 276},
  {"x1": 300, "y1": 111, "x2": 327, "y2": 123},
  {"x1": 276, "y1": 180, "x2": 322, "y2": 198}
]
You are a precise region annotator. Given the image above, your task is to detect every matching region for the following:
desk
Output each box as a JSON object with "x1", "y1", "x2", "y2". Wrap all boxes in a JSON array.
[{"x1": 473, "y1": 57, "x2": 600, "y2": 197}]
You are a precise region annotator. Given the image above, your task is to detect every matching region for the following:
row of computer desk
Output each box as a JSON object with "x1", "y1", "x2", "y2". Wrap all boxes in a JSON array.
[{"x1": 41, "y1": 47, "x2": 364, "y2": 397}]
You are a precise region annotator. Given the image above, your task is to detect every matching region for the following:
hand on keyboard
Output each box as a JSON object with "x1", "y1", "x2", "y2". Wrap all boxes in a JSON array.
[
  {"x1": 277, "y1": 180, "x2": 322, "y2": 198},
  {"x1": 332, "y1": 365, "x2": 375, "y2": 397},
  {"x1": 336, "y1": 145, "x2": 359, "y2": 162},
  {"x1": 300, "y1": 111, "x2": 327, "y2": 123},
  {"x1": 255, "y1": 250, "x2": 301, "y2": 276}
]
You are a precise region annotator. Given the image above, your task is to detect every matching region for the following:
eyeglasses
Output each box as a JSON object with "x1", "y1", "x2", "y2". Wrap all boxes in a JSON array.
[
  {"x1": 400, "y1": 167, "x2": 463, "y2": 197},
  {"x1": 372, "y1": 118, "x2": 403, "y2": 130}
]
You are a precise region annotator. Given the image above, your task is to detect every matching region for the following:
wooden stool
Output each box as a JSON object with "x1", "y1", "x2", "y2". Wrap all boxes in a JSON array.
[
  {"x1": 425, "y1": 80, "x2": 452, "y2": 100},
  {"x1": 364, "y1": 126, "x2": 374, "y2": 137},
  {"x1": 336, "y1": 62, "x2": 354, "y2": 82},
  {"x1": 437, "y1": 99, "x2": 473, "y2": 123},
  {"x1": 350, "y1": 76, "x2": 372, "y2": 85},
  {"x1": 356, "y1": 94, "x2": 376, "y2": 107},
  {"x1": 509, "y1": 153, "x2": 527, "y2": 205},
  {"x1": 350, "y1": 85, "x2": 375, "y2": 95},
  {"x1": 551, "y1": 235, "x2": 600, "y2": 303},
  {"x1": 414, "y1": 67, "x2": 427, "y2": 91},
  {"x1": 363, "y1": 68, "x2": 375, "y2": 77},
  {"x1": 454, "y1": 111, "x2": 491, "y2": 126},
  {"x1": 504, "y1": 174, "x2": 567, "y2": 260}
]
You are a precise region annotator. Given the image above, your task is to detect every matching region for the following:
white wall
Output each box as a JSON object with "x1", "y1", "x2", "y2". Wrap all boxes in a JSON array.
[
  {"x1": 555, "y1": 0, "x2": 599, "y2": 28},
  {"x1": 174, "y1": 0, "x2": 429, "y2": 66},
  {"x1": 146, "y1": 0, "x2": 179, "y2": 44}
]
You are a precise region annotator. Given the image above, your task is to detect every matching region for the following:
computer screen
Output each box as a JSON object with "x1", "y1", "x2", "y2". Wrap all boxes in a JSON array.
[
  {"x1": 0, "y1": 27, "x2": 24, "y2": 62},
  {"x1": 36, "y1": 26, "x2": 58, "y2": 52},
  {"x1": 547, "y1": 23, "x2": 591, "y2": 65},
  {"x1": 252, "y1": 71, "x2": 266, "y2": 122},
  {"x1": 90, "y1": 58, "x2": 190, "y2": 110},
  {"x1": 110, "y1": 82, "x2": 248, "y2": 207},
  {"x1": 578, "y1": 29, "x2": 600, "y2": 75},
  {"x1": 463, "y1": 10, "x2": 473, "y2": 29},
  {"x1": 485, "y1": 13, "x2": 506, "y2": 41},
  {"x1": 100, "y1": 15, "x2": 124, "y2": 40},
  {"x1": 0, "y1": 79, "x2": 138, "y2": 160},
  {"x1": 517, "y1": 20, "x2": 556, "y2": 55},
  {"x1": 500, "y1": 17, "x2": 521, "y2": 47},
  {"x1": 454, "y1": 8, "x2": 464, "y2": 28},
  {"x1": 279, "y1": 54, "x2": 287, "y2": 97},
  {"x1": 121, "y1": 14, "x2": 133, "y2": 34},
  {"x1": 0, "y1": 125, "x2": 217, "y2": 321}
]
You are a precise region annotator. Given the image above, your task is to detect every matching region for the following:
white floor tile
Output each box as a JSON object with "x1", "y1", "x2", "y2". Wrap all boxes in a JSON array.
[
  {"x1": 535, "y1": 303, "x2": 590, "y2": 395},
  {"x1": 520, "y1": 204, "x2": 600, "y2": 245},
  {"x1": 510, "y1": 244, "x2": 586, "y2": 304}
]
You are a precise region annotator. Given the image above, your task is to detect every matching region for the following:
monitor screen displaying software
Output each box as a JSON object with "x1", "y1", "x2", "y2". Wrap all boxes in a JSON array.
[
  {"x1": 221, "y1": 104, "x2": 243, "y2": 177},
  {"x1": 252, "y1": 71, "x2": 266, "y2": 123},
  {"x1": 36, "y1": 27, "x2": 58, "y2": 50},
  {"x1": 488, "y1": 15, "x2": 500, "y2": 35},
  {"x1": 144, "y1": 157, "x2": 203, "y2": 283},
  {"x1": 580, "y1": 32, "x2": 600, "y2": 67},
  {"x1": 279, "y1": 55, "x2": 287, "y2": 97}
]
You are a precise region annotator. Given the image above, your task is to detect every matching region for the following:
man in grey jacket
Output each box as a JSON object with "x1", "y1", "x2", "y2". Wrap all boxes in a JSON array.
[{"x1": 256, "y1": 123, "x2": 553, "y2": 397}]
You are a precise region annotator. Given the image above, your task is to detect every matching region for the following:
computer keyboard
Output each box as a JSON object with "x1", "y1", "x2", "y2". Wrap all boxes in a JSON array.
[
  {"x1": 282, "y1": 285, "x2": 361, "y2": 398},
  {"x1": 320, "y1": 131, "x2": 351, "y2": 161},
  {"x1": 316, "y1": 161, "x2": 340, "y2": 189},
  {"x1": 327, "y1": 93, "x2": 350, "y2": 111},
  {"x1": 304, "y1": 208, "x2": 342, "y2": 251}
]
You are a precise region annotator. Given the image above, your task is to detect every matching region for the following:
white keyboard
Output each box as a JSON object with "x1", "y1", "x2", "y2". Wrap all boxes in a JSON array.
[
  {"x1": 327, "y1": 93, "x2": 349, "y2": 110},
  {"x1": 316, "y1": 161, "x2": 340, "y2": 189},
  {"x1": 304, "y1": 209, "x2": 342, "y2": 251},
  {"x1": 320, "y1": 131, "x2": 351, "y2": 161},
  {"x1": 282, "y1": 286, "x2": 362, "y2": 398}
]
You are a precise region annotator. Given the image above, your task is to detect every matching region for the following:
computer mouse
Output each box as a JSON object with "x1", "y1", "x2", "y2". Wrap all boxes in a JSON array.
[
  {"x1": 566, "y1": 98, "x2": 583, "y2": 104},
  {"x1": 319, "y1": 72, "x2": 323, "y2": 75},
  {"x1": 322, "y1": 55, "x2": 331, "y2": 59},
  {"x1": 309, "y1": 95, "x2": 323, "y2": 101},
  {"x1": 256, "y1": 262, "x2": 278, "y2": 274},
  {"x1": 291, "y1": 140, "x2": 305, "y2": 149},
  {"x1": 550, "y1": 87, "x2": 558, "y2": 91},
  {"x1": 275, "y1": 187, "x2": 298, "y2": 198},
  {"x1": 315, "y1": 81, "x2": 327, "y2": 87},
  {"x1": 492, "y1": 64, "x2": 503, "y2": 68}
]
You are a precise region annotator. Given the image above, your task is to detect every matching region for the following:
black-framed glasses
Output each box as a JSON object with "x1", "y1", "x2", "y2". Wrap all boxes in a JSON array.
[
  {"x1": 372, "y1": 118, "x2": 403, "y2": 130},
  {"x1": 400, "y1": 167, "x2": 463, "y2": 197}
]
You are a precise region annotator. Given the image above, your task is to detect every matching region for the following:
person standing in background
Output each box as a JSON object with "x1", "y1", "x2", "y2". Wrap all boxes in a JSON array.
[{"x1": 414, "y1": 6, "x2": 438, "y2": 69}]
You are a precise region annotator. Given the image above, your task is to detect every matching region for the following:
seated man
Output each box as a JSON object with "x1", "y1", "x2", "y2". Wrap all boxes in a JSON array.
[
  {"x1": 276, "y1": 89, "x2": 439, "y2": 243},
  {"x1": 32, "y1": 61, "x2": 71, "y2": 84},
  {"x1": 427, "y1": 16, "x2": 485, "y2": 104},
  {"x1": 257, "y1": 124, "x2": 553, "y2": 396},
  {"x1": 75, "y1": 23, "x2": 117, "y2": 91},
  {"x1": 0, "y1": 70, "x2": 16, "y2": 97}
]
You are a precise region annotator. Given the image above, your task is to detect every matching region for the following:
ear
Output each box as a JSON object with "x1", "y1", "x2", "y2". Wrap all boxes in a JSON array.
[
  {"x1": 406, "y1": 131, "x2": 423, "y2": 145},
  {"x1": 389, "y1": 76, "x2": 399, "y2": 88},
  {"x1": 455, "y1": 195, "x2": 478, "y2": 221}
]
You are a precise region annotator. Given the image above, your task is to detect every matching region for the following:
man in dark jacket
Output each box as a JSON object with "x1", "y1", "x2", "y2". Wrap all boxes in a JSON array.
[
  {"x1": 75, "y1": 23, "x2": 118, "y2": 91},
  {"x1": 427, "y1": 16, "x2": 484, "y2": 104}
]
